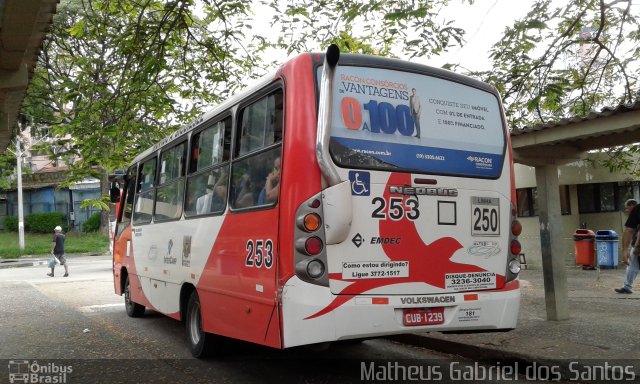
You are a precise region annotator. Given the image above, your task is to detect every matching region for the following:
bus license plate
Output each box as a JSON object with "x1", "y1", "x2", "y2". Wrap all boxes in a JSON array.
[{"x1": 402, "y1": 307, "x2": 445, "y2": 326}]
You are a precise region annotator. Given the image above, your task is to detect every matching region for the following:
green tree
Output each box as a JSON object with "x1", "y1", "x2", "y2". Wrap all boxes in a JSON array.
[
  {"x1": 22, "y1": 0, "x2": 261, "y2": 229},
  {"x1": 0, "y1": 150, "x2": 17, "y2": 191},
  {"x1": 24, "y1": 0, "x2": 260, "y2": 186},
  {"x1": 267, "y1": 0, "x2": 468, "y2": 57},
  {"x1": 475, "y1": 0, "x2": 639, "y2": 175},
  {"x1": 476, "y1": 0, "x2": 638, "y2": 128},
  {"x1": 20, "y1": 0, "x2": 474, "y2": 220},
  {"x1": 20, "y1": 0, "x2": 640, "y2": 184}
]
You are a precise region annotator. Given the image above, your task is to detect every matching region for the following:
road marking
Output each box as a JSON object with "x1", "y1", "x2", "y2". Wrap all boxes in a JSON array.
[{"x1": 79, "y1": 303, "x2": 123, "y2": 312}]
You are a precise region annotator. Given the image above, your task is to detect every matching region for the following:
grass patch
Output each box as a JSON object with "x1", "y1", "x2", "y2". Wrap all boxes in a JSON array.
[{"x1": 0, "y1": 231, "x2": 109, "y2": 259}]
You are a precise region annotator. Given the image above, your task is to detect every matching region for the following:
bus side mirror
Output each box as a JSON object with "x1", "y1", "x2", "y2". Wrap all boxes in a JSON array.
[{"x1": 109, "y1": 183, "x2": 121, "y2": 203}]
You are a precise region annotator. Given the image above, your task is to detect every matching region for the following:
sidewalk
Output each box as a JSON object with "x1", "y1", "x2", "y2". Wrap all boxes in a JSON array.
[{"x1": 394, "y1": 266, "x2": 640, "y2": 377}]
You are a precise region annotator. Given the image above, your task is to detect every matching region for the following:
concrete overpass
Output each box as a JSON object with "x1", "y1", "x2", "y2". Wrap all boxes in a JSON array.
[
  {"x1": 0, "y1": 0, "x2": 58, "y2": 151},
  {"x1": 511, "y1": 100, "x2": 640, "y2": 320}
]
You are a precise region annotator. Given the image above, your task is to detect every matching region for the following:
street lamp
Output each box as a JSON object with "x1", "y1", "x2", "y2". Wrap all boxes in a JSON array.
[
  {"x1": 16, "y1": 140, "x2": 25, "y2": 250},
  {"x1": 8, "y1": 132, "x2": 49, "y2": 250},
  {"x1": 7, "y1": 139, "x2": 26, "y2": 250}
]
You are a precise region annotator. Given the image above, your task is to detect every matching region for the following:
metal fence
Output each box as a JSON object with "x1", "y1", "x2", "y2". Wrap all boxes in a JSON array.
[{"x1": 0, "y1": 188, "x2": 101, "y2": 231}]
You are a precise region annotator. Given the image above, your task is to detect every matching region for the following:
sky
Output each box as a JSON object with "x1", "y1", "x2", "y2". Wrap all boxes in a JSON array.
[
  {"x1": 250, "y1": 0, "x2": 531, "y2": 74},
  {"x1": 428, "y1": 0, "x2": 529, "y2": 71}
]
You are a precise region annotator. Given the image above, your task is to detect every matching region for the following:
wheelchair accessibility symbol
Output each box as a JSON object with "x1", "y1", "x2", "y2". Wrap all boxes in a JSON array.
[{"x1": 349, "y1": 171, "x2": 370, "y2": 196}]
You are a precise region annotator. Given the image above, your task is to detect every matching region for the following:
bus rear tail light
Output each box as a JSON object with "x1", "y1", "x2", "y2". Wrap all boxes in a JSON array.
[
  {"x1": 303, "y1": 213, "x2": 321, "y2": 232},
  {"x1": 511, "y1": 220, "x2": 522, "y2": 236},
  {"x1": 307, "y1": 260, "x2": 325, "y2": 278},
  {"x1": 506, "y1": 203, "x2": 522, "y2": 283},
  {"x1": 508, "y1": 258, "x2": 522, "y2": 274},
  {"x1": 510, "y1": 239, "x2": 521, "y2": 255},
  {"x1": 294, "y1": 192, "x2": 329, "y2": 286},
  {"x1": 305, "y1": 237, "x2": 323, "y2": 255}
]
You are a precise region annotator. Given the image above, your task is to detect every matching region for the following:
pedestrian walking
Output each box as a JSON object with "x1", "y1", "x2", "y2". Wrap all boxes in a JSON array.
[
  {"x1": 47, "y1": 225, "x2": 69, "y2": 277},
  {"x1": 615, "y1": 199, "x2": 638, "y2": 293}
]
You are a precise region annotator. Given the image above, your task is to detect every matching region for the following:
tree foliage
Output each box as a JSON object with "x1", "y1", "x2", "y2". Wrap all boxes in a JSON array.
[
  {"x1": 22, "y1": 0, "x2": 261, "y2": 186},
  {"x1": 477, "y1": 0, "x2": 639, "y2": 128},
  {"x1": 21, "y1": 0, "x2": 473, "y2": 188},
  {"x1": 266, "y1": 0, "x2": 468, "y2": 58},
  {"x1": 18, "y1": 0, "x2": 640, "y2": 187},
  {"x1": 0, "y1": 150, "x2": 17, "y2": 191}
]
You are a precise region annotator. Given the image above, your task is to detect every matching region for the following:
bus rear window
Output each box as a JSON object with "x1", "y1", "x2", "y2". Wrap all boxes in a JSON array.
[{"x1": 323, "y1": 66, "x2": 506, "y2": 178}]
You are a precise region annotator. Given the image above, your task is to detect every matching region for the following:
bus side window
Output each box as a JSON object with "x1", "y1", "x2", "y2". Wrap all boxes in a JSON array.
[
  {"x1": 185, "y1": 117, "x2": 231, "y2": 217},
  {"x1": 137, "y1": 158, "x2": 156, "y2": 192},
  {"x1": 117, "y1": 167, "x2": 136, "y2": 236},
  {"x1": 133, "y1": 157, "x2": 156, "y2": 225},
  {"x1": 236, "y1": 90, "x2": 283, "y2": 158},
  {"x1": 155, "y1": 142, "x2": 187, "y2": 221},
  {"x1": 231, "y1": 89, "x2": 283, "y2": 210}
]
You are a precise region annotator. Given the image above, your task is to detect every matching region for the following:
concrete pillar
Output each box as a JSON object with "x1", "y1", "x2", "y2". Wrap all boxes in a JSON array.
[{"x1": 535, "y1": 164, "x2": 569, "y2": 320}]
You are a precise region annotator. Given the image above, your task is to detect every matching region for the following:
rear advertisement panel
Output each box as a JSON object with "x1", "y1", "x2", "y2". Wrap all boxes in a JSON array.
[{"x1": 326, "y1": 66, "x2": 506, "y2": 178}]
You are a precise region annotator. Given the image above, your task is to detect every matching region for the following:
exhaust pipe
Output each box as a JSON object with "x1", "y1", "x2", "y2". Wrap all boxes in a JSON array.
[{"x1": 316, "y1": 44, "x2": 341, "y2": 187}]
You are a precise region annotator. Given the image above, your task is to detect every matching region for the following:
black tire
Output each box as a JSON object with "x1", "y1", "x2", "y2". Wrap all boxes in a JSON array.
[
  {"x1": 185, "y1": 290, "x2": 214, "y2": 358},
  {"x1": 124, "y1": 276, "x2": 145, "y2": 317}
]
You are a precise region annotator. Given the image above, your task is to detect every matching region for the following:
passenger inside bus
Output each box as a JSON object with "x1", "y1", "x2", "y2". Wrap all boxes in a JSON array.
[
  {"x1": 234, "y1": 173, "x2": 255, "y2": 208},
  {"x1": 196, "y1": 172, "x2": 227, "y2": 214},
  {"x1": 257, "y1": 156, "x2": 280, "y2": 204}
]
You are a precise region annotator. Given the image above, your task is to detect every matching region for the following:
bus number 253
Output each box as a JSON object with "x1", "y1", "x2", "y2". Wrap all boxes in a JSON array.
[
  {"x1": 245, "y1": 239, "x2": 274, "y2": 269},
  {"x1": 371, "y1": 197, "x2": 420, "y2": 221}
]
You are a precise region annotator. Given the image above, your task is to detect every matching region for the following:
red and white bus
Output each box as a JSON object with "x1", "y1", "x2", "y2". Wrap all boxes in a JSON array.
[{"x1": 110, "y1": 45, "x2": 522, "y2": 357}]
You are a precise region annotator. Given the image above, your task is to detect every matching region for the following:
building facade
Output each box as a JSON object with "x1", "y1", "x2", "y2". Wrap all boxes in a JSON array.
[
  {"x1": 515, "y1": 153, "x2": 639, "y2": 268},
  {"x1": 0, "y1": 127, "x2": 101, "y2": 231}
]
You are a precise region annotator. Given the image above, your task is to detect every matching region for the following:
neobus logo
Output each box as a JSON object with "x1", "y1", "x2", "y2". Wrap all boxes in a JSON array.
[{"x1": 389, "y1": 186, "x2": 458, "y2": 197}]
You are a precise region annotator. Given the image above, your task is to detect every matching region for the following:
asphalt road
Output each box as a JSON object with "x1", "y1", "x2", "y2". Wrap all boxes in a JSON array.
[
  {"x1": 0, "y1": 256, "x2": 459, "y2": 383},
  {"x1": 0, "y1": 256, "x2": 552, "y2": 383}
]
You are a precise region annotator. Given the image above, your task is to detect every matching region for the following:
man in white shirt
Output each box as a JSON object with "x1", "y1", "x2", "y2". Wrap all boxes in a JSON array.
[{"x1": 196, "y1": 188, "x2": 213, "y2": 214}]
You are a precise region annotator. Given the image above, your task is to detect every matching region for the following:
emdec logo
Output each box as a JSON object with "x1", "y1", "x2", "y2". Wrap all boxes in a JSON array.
[{"x1": 352, "y1": 234, "x2": 364, "y2": 248}]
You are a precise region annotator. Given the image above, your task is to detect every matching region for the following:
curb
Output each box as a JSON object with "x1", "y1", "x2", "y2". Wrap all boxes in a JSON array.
[
  {"x1": 388, "y1": 334, "x2": 637, "y2": 381},
  {"x1": 0, "y1": 260, "x2": 48, "y2": 269},
  {"x1": 0, "y1": 253, "x2": 108, "y2": 269}
]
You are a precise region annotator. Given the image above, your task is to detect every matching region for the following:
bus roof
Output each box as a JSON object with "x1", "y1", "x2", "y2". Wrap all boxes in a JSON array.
[
  {"x1": 130, "y1": 51, "x2": 500, "y2": 165},
  {"x1": 130, "y1": 66, "x2": 281, "y2": 165}
]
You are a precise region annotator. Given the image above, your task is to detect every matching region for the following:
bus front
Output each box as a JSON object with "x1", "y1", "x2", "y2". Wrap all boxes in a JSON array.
[{"x1": 282, "y1": 47, "x2": 521, "y2": 347}]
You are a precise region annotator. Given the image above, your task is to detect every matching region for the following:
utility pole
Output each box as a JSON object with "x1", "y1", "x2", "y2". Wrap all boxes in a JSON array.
[
  {"x1": 8, "y1": 129, "x2": 49, "y2": 251},
  {"x1": 16, "y1": 139, "x2": 25, "y2": 250}
]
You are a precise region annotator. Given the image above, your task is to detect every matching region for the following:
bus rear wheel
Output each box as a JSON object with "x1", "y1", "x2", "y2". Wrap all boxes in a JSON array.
[
  {"x1": 124, "y1": 276, "x2": 145, "y2": 317},
  {"x1": 186, "y1": 290, "x2": 214, "y2": 357}
]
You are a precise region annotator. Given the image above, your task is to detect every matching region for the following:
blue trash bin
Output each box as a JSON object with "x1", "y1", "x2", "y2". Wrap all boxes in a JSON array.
[{"x1": 595, "y1": 230, "x2": 619, "y2": 269}]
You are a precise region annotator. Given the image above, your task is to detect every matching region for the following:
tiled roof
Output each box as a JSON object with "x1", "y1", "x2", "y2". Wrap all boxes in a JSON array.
[{"x1": 510, "y1": 99, "x2": 640, "y2": 136}]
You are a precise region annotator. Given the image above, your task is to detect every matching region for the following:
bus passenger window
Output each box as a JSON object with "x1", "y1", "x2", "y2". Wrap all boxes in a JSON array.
[
  {"x1": 190, "y1": 119, "x2": 229, "y2": 174},
  {"x1": 117, "y1": 168, "x2": 136, "y2": 235},
  {"x1": 138, "y1": 158, "x2": 156, "y2": 192},
  {"x1": 236, "y1": 90, "x2": 283, "y2": 157},
  {"x1": 133, "y1": 158, "x2": 157, "y2": 225},
  {"x1": 185, "y1": 117, "x2": 231, "y2": 217},
  {"x1": 154, "y1": 142, "x2": 187, "y2": 222},
  {"x1": 185, "y1": 166, "x2": 228, "y2": 216},
  {"x1": 231, "y1": 148, "x2": 281, "y2": 209}
]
